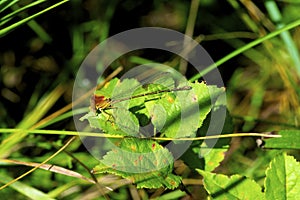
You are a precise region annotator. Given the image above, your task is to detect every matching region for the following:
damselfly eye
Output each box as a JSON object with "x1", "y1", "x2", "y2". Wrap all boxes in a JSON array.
[{"x1": 90, "y1": 95, "x2": 111, "y2": 112}]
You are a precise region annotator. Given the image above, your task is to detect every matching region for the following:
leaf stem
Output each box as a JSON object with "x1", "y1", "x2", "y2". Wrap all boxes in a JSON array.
[{"x1": 0, "y1": 129, "x2": 281, "y2": 140}]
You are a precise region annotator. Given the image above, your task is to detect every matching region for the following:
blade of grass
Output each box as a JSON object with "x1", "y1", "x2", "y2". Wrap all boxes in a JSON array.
[
  {"x1": 0, "y1": 67, "x2": 122, "y2": 157},
  {"x1": 0, "y1": 85, "x2": 65, "y2": 157},
  {"x1": 0, "y1": 0, "x2": 69, "y2": 37},
  {"x1": 0, "y1": 159, "x2": 95, "y2": 183},
  {"x1": 47, "y1": 180, "x2": 86, "y2": 198},
  {"x1": 0, "y1": 0, "x2": 47, "y2": 24},
  {"x1": 60, "y1": 148, "x2": 111, "y2": 199},
  {"x1": 37, "y1": 108, "x2": 88, "y2": 129},
  {"x1": 129, "y1": 56, "x2": 156, "y2": 65},
  {"x1": 202, "y1": 13, "x2": 268, "y2": 66},
  {"x1": 0, "y1": 136, "x2": 76, "y2": 191},
  {"x1": 265, "y1": 0, "x2": 300, "y2": 76},
  {"x1": 239, "y1": 0, "x2": 275, "y2": 32},
  {"x1": 208, "y1": 24, "x2": 267, "y2": 66},
  {"x1": 31, "y1": 66, "x2": 123, "y2": 130},
  {"x1": 0, "y1": 0, "x2": 19, "y2": 13},
  {"x1": 228, "y1": 0, "x2": 262, "y2": 33},
  {"x1": 0, "y1": 173, "x2": 55, "y2": 200},
  {"x1": 11, "y1": 1, "x2": 52, "y2": 43},
  {"x1": 19, "y1": 85, "x2": 65, "y2": 128},
  {"x1": 24, "y1": 78, "x2": 48, "y2": 115},
  {"x1": 189, "y1": 17, "x2": 300, "y2": 82},
  {"x1": 153, "y1": 190, "x2": 186, "y2": 200},
  {"x1": 242, "y1": 87, "x2": 265, "y2": 132},
  {"x1": 179, "y1": 0, "x2": 200, "y2": 74}
]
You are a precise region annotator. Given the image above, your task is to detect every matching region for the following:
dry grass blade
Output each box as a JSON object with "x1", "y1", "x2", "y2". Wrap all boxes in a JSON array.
[
  {"x1": 0, "y1": 136, "x2": 76, "y2": 190},
  {"x1": 32, "y1": 66, "x2": 123, "y2": 130},
  {"x1": 0, "y1": 84, "x2": 66, "y2": 157},
  {"x1": 1, "y1": 159, "x2": 95, "y2": 183}
]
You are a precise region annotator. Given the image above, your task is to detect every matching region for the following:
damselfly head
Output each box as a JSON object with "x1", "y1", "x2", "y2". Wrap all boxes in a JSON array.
[{"x1": 90, "y1": 94, "x2": 111, "y2": 113}]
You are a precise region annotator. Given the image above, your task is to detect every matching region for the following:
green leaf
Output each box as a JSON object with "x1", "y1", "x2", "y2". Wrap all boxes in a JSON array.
[
  {"x1": 146, "y1": 81, "x2": 224, "y2": 138},
  {"x1": 94, "y1": 78, "x2": 119, "y2": 98},
  {"x1": 83, "y1": 78, "x2": 226, "y2": 139},
  {"x1": 181, "y1": 108, "x2": 233, "y2": 171},
  {"x1": 145, "y1": 85, "x2": 187, "y2": 137},
  {"x1": 181, "y1": 142, "x2": 229, "y2": 172},
  {"x1": 192, "y1": 82, "x2": 223, "y2": 128},
  {"x1": 88, "y1": 112, "x2": 140, "y2": 137},
  {"x1": 200, "y1": 143, "x2": 229, "y2": 172},
  {"x1": 197, "y1": 170, "x2": 264, "y2": 200},
  {"x1": 200, "y1": 108, "x2": 232, "y2": 171},
  {"x1": 263, "y1": 130, "x2": 300, "y2": 149},
  {"x1": 265, "y1": 153, "x2": 300, "y2": 200},
  {"x1": 84, "y1": 78, "x2": 226, "y2": 189},
  {"x1": 92, "y1": 138, "x2": 181, "y2": 189},
  {"x1": 87, "y1": 78, "x2": 151, "y2": 136}
]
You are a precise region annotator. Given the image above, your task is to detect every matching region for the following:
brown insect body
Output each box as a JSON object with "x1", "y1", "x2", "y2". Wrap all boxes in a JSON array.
[
  {"x1": 91, "y1": 85, "x2": 192, "y2": 114},
  {"x1": 90, "y1": 94, "x2": 111, "y2": 113}
]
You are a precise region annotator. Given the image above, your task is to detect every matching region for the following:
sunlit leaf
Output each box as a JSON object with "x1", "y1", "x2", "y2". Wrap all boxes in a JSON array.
[
  {"x1": 92, "y1": 138, "x2": 181, "y2": 189},
  {"x1": 265, "y1": 152, "x2": 300, "y2": 200},
  {"x1": 200, "y1": 143, "x2": 229, "y2": 172},
  {"x1": 263, "y1": 130, "x2": 300, "y2": 149},
  {"x1": 197, "y1": 169, "x2": 264, "y2": 200},
  {"x1": 181, "y1": 108, "x2": 233, "y2": 171},
  {"x1": 83, "y1": 78, "x2": 226, "y2": 189},
  {"x1": 94, "y1": 78, "x2": 119, "y2": 98}
]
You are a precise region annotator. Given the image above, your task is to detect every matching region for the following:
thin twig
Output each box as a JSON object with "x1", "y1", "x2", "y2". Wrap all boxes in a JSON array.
[{"x1": 0, "y1": 129, "x2": 282, "y2": 140}]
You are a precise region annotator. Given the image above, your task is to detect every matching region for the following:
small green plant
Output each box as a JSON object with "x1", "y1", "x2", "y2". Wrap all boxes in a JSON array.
[
  {"x1": 1, "y1": 0, "x2": 300, "y2": 199},
  {"x1": 80, "y1": 77, "x2": 227, "y2": 189},
  {"x1": 80, "y1": 77, "x2": 300, "y2": 198},
  {"x1": 199, "y1": 152, "x2": 300, "y2": 200}
]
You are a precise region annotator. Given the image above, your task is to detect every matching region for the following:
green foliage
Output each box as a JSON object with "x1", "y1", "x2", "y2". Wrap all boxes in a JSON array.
[
  {"x1": 82, "y1": 77, "x2": 226, "y2": 189},
  {"x1": 180, "y1": 100, "x2": 233, "y2": 172},
  {"x1": 199, "y1": 142, "x2": 229, "y2": 172},
  {"x1": 83, "y1": 78, "x2": 224, "y2": 136},
  {"x1": 92, "y1": 138, "x2": 181, "y2": 189},
  {"x1": 0, "y1": 173, "x2": 55, "y2": 200},
  {"x1": 198, "y1": 152, "x2": 300, "y2": 200},
  {"x1": 198, "y1": 169, "x2": 265, "y2": 200},
  {"x1": 263, "y1": 130, "x2": 300, "y2": 149},
  {"x1": 265, "y1": 153, "x2": 300, "y2": 200},
  {"x1": 1, "y1": 0, "x2": 300, "y2": 199}
]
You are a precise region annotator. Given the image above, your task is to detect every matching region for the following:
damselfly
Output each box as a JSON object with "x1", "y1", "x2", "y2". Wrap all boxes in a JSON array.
[{"x1": 91, "y1": 85, "x2": 192, "y2": 115}]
